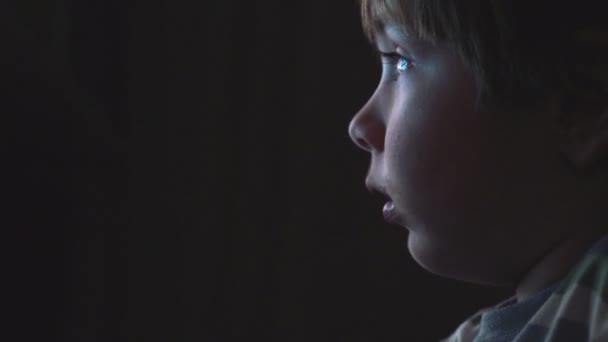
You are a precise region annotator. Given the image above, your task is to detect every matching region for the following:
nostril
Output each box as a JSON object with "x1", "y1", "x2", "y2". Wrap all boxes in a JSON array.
[
  {"x1": 349, "y1": 123, "x2": 373, "y2": 152},
  {"x1": 348, "y1": 112, "x2": 385, "y2": 153},
  {"x1": 355, "y1": 136, "x2": 371, "y2": 151}
]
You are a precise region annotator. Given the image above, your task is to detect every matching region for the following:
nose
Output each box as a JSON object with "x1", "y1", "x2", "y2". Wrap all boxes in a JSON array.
[{"x1": 348, "y1": 98, "x2": 385, "y2": 153}]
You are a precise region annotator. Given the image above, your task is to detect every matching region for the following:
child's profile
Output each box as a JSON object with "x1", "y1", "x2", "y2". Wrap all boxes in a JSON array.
[{"x1": 348, "y1": 0, "x2": 608, "y2": 340}]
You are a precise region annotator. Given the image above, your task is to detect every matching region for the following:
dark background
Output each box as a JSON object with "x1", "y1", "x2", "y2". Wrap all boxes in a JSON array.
[{"x1": 5, "y1": 1, "x2": 511, "y2": 341}]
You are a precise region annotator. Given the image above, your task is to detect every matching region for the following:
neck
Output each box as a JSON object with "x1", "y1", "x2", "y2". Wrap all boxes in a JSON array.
[{"x1": 515, "y1": 228, "x2": 605, "y2": 302}]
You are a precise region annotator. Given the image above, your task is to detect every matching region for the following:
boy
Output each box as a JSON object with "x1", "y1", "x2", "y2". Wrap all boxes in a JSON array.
[{"x1": 347, "y1": 0, "x2": 608, "y2": 340}]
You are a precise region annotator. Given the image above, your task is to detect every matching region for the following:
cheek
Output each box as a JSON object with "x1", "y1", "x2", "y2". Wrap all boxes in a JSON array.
[{"x1": 384, "y1": 71, "x2": 494, "y2": 232}]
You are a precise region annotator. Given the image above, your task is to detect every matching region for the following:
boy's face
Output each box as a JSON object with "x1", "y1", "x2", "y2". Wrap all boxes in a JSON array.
[{"x1": 348, "y1": 24, "x2": 572, "y2": 286}]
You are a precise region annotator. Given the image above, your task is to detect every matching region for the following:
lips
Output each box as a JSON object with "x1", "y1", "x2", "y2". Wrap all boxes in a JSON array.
[
  {"x1": 383, "y1": 201, "x2": 396, "y2": 223},
  {"x1": 365, "y1": 179, "x2": 398, "y2": 224}
]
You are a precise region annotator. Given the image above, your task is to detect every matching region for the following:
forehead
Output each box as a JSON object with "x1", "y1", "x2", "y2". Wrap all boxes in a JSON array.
[
  {"x1": 373, "y1": 25, "x2": 404, "y2": 48},
  {"x1": 383, "y1": 25, "x2": 410, "y2": 42}
]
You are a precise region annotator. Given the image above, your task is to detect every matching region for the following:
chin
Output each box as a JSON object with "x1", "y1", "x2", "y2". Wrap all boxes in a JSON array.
[{"x1": 406, "y1": 232, "x2": 516, "y2": 287}]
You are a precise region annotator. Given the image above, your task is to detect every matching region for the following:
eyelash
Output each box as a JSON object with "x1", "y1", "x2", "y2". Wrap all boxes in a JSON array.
[{"x1": 378, "y1": 52, "x2": 413, "y2": 79}]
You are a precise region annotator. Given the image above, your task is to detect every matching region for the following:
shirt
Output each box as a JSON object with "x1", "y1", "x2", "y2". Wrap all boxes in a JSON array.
[{"x1": 443, "y1": 234, "x2": 608, "y2": 341}]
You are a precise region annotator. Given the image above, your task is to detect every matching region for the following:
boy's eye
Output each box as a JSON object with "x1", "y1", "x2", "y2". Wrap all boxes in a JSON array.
[{"x1": 379, "y1": 52, "x2": 413, "y2": 75}]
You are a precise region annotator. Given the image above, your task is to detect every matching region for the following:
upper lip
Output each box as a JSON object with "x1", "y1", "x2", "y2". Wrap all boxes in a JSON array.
[{"x1": 365, "y1": 179, "x2": 392, "y2": 202}]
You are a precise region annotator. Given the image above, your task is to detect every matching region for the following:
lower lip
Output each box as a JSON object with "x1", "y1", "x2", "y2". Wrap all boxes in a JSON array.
[{"x1": 383, "y1": 201, "x2": 396, "y2": 223}]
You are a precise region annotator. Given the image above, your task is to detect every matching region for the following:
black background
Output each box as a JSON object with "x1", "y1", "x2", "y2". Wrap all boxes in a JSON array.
[{"x1": 5, "y1": 1, "x2": 511, "y2": 341}]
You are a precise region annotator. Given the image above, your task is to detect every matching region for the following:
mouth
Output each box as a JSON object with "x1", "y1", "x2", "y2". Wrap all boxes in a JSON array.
[
  {"x1": 366, "y1": 182, "x2": 397, "y2": 224},
  {"x1": 382, "y1": 201, "x2": 396, "y2": 224}
]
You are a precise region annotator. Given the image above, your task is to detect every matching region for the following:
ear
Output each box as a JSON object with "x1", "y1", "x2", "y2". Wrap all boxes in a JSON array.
[{"x1": 558, "y1": 96, "x2": 608, "y2": 170}]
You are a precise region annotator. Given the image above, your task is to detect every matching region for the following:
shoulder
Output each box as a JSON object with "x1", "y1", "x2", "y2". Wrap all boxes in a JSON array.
[
  {"x1": 443, "y1": 235, "x2": 608, "y2": 342},
  {"x1": 440, "y1": 296, "x2": 515, "y2": 342},
  {"x1": 524, "y1": 235, "x2": 608, "y2": 341}
]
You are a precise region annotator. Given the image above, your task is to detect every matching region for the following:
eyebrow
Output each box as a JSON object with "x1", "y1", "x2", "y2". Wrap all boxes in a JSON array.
[
  {"x1": 383, "y1": 25, "x2": 435, "y2": 59},
  {"x1": 372, "y1": 36, "x2": 416, "y2": 61},
  {"x1": 386, "y1": 26, "x2": 430, "y2": 50},
  {"x1": 385, "y1": 26, "x2": 412, "y2": 42}
]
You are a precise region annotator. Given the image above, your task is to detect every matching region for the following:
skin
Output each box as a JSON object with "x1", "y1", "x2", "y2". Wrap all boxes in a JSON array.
[{"x1": 348, "y1": 23, "x2": 608, "y2": 302}]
